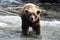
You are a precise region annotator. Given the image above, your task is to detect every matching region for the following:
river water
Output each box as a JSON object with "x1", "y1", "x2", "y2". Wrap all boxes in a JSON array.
[{"x1": 0, "y1": 16, "x2": 60, "y2": 40}]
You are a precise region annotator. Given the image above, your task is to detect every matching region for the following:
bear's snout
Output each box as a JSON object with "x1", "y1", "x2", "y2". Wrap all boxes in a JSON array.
[
  {"x1": 30, "y1": 14, "x2": 35, "y2": 22},
  {"x1": 31, "y1": 18, "x2": 33, "y2": 21}
]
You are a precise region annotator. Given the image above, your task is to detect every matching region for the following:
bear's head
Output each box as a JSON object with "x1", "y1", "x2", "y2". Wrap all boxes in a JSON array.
[
  {"x1": 22, "y1": 3, "x2": 40, "y2": 23},
  {"x1": 24, "y1": 10, "x2": 40, "y2": 23}
]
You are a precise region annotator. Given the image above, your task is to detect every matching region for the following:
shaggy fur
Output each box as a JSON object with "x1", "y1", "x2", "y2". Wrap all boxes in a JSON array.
[{"x1": 21, "y1": 3, "x2": 41, "y2": 35}]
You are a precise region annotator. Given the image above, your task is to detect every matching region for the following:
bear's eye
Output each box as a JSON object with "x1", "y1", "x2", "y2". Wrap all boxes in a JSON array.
[
  {"x1": 37, "y1": 11, "x2": 40, "y2": 14},
  {"x1": 25, "y1": 10, "x2": 28, "y2": 13}
]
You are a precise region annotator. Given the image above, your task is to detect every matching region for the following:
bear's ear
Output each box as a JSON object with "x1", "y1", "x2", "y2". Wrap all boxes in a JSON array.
[
  {"x1": 25, "y1": 10, "x2": 28, "y2": 13},
  {"x1": 37, "y1": 11, "x2": 40, "y2": 14}
]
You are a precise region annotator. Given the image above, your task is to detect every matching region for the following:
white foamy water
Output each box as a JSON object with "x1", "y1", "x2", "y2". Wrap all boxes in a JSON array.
[
  {"x1": 0, "y1": 16, "x2": 22, "y2": 32},
  {"x1": 0, "y1": 16, "x2": 60, "y2": 29},
  {"x1": 41, "y1": 20, "x2": 60, "y2": 27},
  {"x1": 0, "y1": 16, "x2": 60, "y2": 40}
]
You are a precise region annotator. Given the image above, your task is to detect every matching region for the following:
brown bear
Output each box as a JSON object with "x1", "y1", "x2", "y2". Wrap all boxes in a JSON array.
[{"x1": 21, "y1": 3, "x2": 41, "y2": 36}]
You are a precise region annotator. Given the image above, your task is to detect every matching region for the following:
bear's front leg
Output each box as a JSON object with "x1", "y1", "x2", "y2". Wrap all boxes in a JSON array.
[
  {"x1": 22, "y1": 18, "x2": 29, "y2": 36},
  {"x1": 22, "y1": 23, "x2": 29, "y2": 36},
  {"x1": 21, "y1": 16, "x2": 29, "y2": 36},
  {"x1": 32, "y1": 24, "x2": 40, "y2": 35}
]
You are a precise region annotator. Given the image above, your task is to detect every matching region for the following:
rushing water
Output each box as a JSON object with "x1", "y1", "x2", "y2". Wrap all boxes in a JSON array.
[{"x1": 0, "y1": 16, "x2": 60, "y2": 40}]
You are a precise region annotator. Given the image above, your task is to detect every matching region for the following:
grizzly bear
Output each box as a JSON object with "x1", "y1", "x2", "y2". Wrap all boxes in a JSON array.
[{"x1": 21, "y1": 3, "x2": 41, "y2": 36}]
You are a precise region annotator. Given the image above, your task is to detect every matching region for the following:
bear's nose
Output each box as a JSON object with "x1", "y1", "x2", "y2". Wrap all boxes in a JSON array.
[{"x1": 31, "y1": 18, "x2": 33, "y2": 21}]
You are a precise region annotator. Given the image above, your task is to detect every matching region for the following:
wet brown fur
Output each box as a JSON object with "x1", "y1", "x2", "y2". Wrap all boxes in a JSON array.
[{"x1": 21, "y1": 3, "x2": 41, "y2": 35}]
